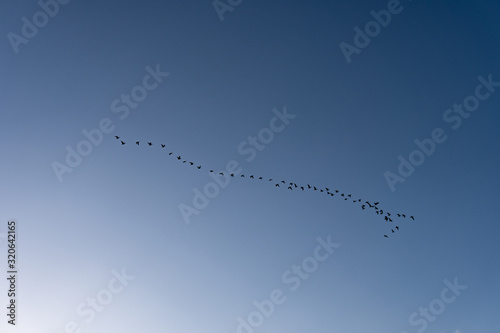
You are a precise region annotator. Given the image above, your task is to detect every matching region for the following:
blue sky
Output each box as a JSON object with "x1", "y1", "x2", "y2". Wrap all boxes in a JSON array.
[{"x1": 1, "y1": 0, "x2": 500, "y2": 332}]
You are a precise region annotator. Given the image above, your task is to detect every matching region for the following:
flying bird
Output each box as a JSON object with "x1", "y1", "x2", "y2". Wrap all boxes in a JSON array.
[
  {"x1": 250, "y1": 175, "x2": 254, "y2": 179},
  {"x1": 197, "y1": 166, "x2": 201, "y2": 169},
  {"x1": 148, "y1": 142, "x2": 152, "y2": 146},
  {"x1": 177, "y1": 156, "x2": 181, "y2": 160},
  {"x1": 115, "y1": 136, "x2": 120, "y2": 139},
  {"x1": 275, "y1": 184, "x2": 280, "y2": 187},
  {"x1": 395, "y1": 226, "x2": 399, "y2": 230},
  {"x1": 121, "y1": 141, "x2": 126, "y2": 145},
  {"x1": 161, "y1": 144, "x2": 165, "y2": 148},
  {"x1": 136, "y1": 141, "x2": 140, "y2": 145},
  {"x1": 384, "y1": 235, "x2": 388, "y2": 238},
  {"x1": 410, "y1": 216, "x2": 414, "y2": 220}
]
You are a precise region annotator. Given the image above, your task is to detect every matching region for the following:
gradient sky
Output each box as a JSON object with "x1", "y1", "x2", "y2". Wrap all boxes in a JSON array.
[{"x1": 1, "y1": 0, "x2": 500, "y2": 332}]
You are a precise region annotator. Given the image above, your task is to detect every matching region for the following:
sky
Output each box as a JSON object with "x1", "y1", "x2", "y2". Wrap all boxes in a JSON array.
[{"x1": 1, "y1": 0, "x2": 500, "y2": 332}]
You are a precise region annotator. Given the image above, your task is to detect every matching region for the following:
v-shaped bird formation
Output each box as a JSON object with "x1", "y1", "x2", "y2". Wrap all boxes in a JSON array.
[{"x1": 114, "y1": 136, "x2": 415, "y2": 238}]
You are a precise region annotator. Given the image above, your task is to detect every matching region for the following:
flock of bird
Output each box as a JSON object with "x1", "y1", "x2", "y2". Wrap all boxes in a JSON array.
[{"x1": 114, "y1": 136, "x2": 415, "y2": 238}]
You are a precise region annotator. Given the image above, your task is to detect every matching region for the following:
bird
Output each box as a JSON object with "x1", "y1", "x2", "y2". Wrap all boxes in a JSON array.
[
  {"x1": 402, "y1": 214, "x2": 406, "y2": 218},
  {"x1": 374, "y1": 202, "x2": 379, "y2": 205},
  {"x1": 121, "y1": 141, "x2": 126, "y2": 145},
  {"x1": 387, "y1": 213, "x2": 391, "y2": 216},
  {"x1": 347, "y1": 194, "x2": 351, "y2": 197},
  {"x1": 169, "y1": 152, "x2": 173, "y2": 155},
  {"x1": 325, "y1": 187, "x2": 329, "y2": 191},
  {"x1": 136, "y1": 141, "x2": 140, "y2": 145},
  {"x1": 281, "y1": 180, "x2": 286, "y2": 184},
  {"x1": 148, "y1": 142, "x2": 152, "y2": 146},
  {"x1": 388, "y1": 218, "x2": 392, "y2": 222},
  {"x1": 397, "y1": 214, "x2": 401, "y2": 217},
  {"x1": 301, "y1": 187, "x2": 304, "y2": 191},
  {"x1": 395, "y1": 226, "x2": 399, "y2": 230},
  {"x1": 189, "y1": 162, "x2": 194, "y2": 165},
  {"x1": 391, "y1": 229, "x2": 395, "y2": 233},
  {"x1": 362, "y1": 205, "x2": 365, "y2": 210},
  {"x1": 258, "y1": 177, "x2": 263, "y2": 180},
  {"x1": 410, "y1": 216, "x2": 414, "y2": 220},
  {"x1": 177, "y1": 156, "x2": 181, "y2": 160},
  {"x1": 380, "y1": 210, "x2": 383, "y2": 214},
  {"x1": 230, "y1": 173, "x2": 234, "y2": 177},
  {"x1": 197, "y1": 166, "x2": 201, "y2": 169},
  {"x1": 307, "y1": 184, "x2": 311, "y2": 189},
  {"x1": 250, "y1": 175, "x2": 254, "y2": 179},
  {"x1": 384, "y1": 216, "x2": 388, "y2": 221},
  {"x1": 269, "y1": 179, "x2": 273, "y2": 181},
  {"x1": 341, "y1": 193, "x2": 345, "y2": 197},
  {"x1": 182, "y1": 161, "x2": 187, "y2": 163},
  {"x1": 241, "y1": 175, "x2": 245, "y2": 177},
  {"x1": 115, "y1": 136, "x2": 120, "y2": 139},
  {"x1": 275, "y1": 184, "x2": 280, "y2": 187},
  {"x1": 288, "y1": 186, "x2": 292, "y2": 190},
  {"x1": 161, "y1": 144, "x2": 165, "y2": 148},
  {"x1": 314, "y1": 186, "x2": 317, "y2": 191},
  {"x1": 384, "y1": 235, "x2": 388, "y2": 238},
  {"x1": 219, "y1": 172, "x2": 224, "y2": 175},
  {"x1": 210, "y1": 170, "x2": 214, "y2": 173}
]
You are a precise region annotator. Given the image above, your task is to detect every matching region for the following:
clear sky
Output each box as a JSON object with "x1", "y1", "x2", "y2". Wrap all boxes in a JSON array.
[{"x1": 1, "y1": 0, "x2": 500, "y2": 332}]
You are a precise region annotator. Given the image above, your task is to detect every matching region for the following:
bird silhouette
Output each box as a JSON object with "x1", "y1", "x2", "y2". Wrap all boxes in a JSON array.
[
  {"x1": 362, "y1": 205, "x2": 365, "y2": 210},
  {"x1": 169, "y1": 152, "x2": 173, "y2": 155},
  {"x1": 395, "y1": 226, "x2": 399, "y2": 230},
  {"x1": 121, "y1": 141, "x2": 126, "y2": 145},
  {"x1": 288, "y1": 186, "x2": 292, "y2": 190},
  {"x1": 230, "y1": 173, "x2": 234, "y2": 177},
  {"x1": 391, "y1": 229, "x2": 395, "y2": 233},
  {"x1": 259, "y1": 177, "x2": 263, "y2": 180},
  {"x1": 189, "y1": 162, "x2": 194, "y2": 165},
  {"x1": 219, "y1": 172, "x2": 224, "y2": 175},
  {"x1": 148, "y1": 142, "x2": 152, "y2": 146},
  {"x1": 275, "y1": 184, "x2": 280, "y2": 187},
  {"x1": 307, "y1": 184, "x2": 311, "y2": 189},
  {"x1": 250, "y1": 175, "x2": 254, "y2": 179},
  {"x1": 402, "y1": 214, "x2": 406, "y2": 218},
  {"x1": 161, "y1": 144, "x2": 165, "y2": 148},
  {"x1": 397, "y1": 214, "x2": 401, "y2": 217},
  {"x1": 177, "y1": 156, "x2": 181, "y2": 160},
  {"x1": 197, "y1": 166, "x2": 201, "y2": 169},
  {"x1": 325, "y1": 187, "x2": 329, "y2": 191},
  {"x1": 384, "y1": 216, "x2": 388, "y2": 221},
  {"x1": 384, "y1": 235, "x2": 388, "y2": 238},
  {"x1": 374, "y1": 202, "x2": 379, "y2": 205},
  {"x1": 314, "y1": 186, "x2": 317, "y2": 191},
  {"x1": 301, "y1": 187, "x2": 304, "y2": 191},
  {"x1": 410, "y1": 216, "x2": 414, "y2": 220},
  {"x1": 136, "y1": 141, "x2": 140, "y2": 145},
  {"x1": 241, "y1": 175, "x2": 245, "y2": 177},
  {"x1": 210, "y1": 170, "x2": 214, "y2": 173},
  {"x1": 115, "y1": 136, "x2": 120, "y2": 139}
]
